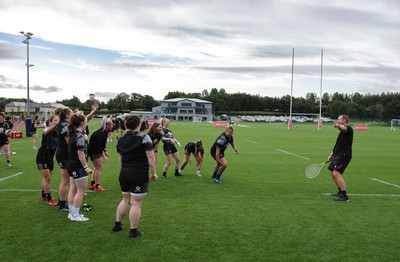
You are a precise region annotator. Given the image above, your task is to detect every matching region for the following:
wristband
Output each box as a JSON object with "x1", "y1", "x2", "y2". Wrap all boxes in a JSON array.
[{"x1": 84, "y1": 166, "x2": 89, "y2": 170}]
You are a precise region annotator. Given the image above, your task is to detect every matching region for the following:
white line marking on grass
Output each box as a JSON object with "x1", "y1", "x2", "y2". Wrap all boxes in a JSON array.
[
  {"x1": 276, "y1": 149, "x2": 309, "y2": 160},
  {"x1": 0, "y1": 172, "x2": 23, "y2": 182},
  {"x1": 0, "y1": 189, "x2": 96, "y2": 193},
  {"x1": 0, "y1": 189, "x2": 41, "y2": 192},
  {"x1": 242, "y1": 139, "x2": 257, "y2": 144},
  {"x1": 322, "y1": 193, "x2": 400, "y2": 197},
  {"x1": 370, "y1": 178, "x2": 400, "y2": 189}
]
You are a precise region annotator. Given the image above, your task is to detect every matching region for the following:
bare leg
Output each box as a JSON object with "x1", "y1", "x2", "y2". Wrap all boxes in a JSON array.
[
  {"x1": 129, "y1": 195, "x2": 145, "y2": 229},
  {"x1": 116, "y1": 194, "x2": 131, "y2": 222}
]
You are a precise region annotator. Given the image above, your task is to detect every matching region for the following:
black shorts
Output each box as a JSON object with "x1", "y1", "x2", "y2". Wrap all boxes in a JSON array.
[
  {"x1": 0, "y1": 139, "x2": 8, "y2": 147},
  {"x1": 164, "y1": 143, "x2": 178, "y2": 155},
  {"x1": 68, "y1": 167, "x2": 88, "y2": 180},
  {"x1": 210, "y1": 148, "x2": 224, "y2": 161},
  {"x1": 37, "y1": 161, "x2": 54, "y2": 171},
  {"x1": 89, "y1": 154, "x2": 102, "y2": 161},
  {"x1": 328, "y1": 153, "x2": 352, "y2": 175},
  {"x1": 119, "y1": 167, "x2": 149, "y2": 196},
  {"x1": 56, "y1": 151, "x2": 69, "y2": 169}
]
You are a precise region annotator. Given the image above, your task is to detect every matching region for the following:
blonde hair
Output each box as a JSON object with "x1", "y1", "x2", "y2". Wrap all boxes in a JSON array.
[{"x1": 98, "y1": 117, "x2": 113, "y2": 132}]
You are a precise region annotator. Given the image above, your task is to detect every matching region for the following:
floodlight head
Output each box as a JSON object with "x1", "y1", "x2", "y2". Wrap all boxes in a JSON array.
[
  {"x1": 22, "y1": 40, "x2": 28, "y2": 44},
  {"x1": 27, "y1": 32, "x2": 33, "y2": 36},
  {"x1": 20, "y1": 31, "x2": 24, "y2": 34}
]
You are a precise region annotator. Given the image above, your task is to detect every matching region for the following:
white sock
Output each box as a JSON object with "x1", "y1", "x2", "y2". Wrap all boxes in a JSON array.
[{"x1": 74, "y1": 206, "x2": 80, "y2": 217}]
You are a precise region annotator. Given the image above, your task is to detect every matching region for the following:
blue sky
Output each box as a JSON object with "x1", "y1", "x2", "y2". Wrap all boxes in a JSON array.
[{"x1": 1, "y1": 0, "x2": 399, "y2": 103}]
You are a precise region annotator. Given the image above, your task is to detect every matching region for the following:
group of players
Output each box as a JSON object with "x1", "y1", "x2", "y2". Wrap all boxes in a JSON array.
[
  {"x1": 2, "y1": 106, "x2": 353, "y2": 236},
  {"x1": 5, "y1": 102, "x2": 239, "y2": 227}
]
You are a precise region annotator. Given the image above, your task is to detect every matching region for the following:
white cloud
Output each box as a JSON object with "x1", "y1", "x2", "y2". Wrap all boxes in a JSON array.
[{"x1": 0, "y1": 0, "x2": 399, "y2": 103}]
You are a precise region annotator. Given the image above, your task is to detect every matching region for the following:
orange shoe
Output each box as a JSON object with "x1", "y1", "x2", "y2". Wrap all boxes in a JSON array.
[
  {"x1": 89, "y1": 185, "x2": 95, "y2": 190},
  {"x1": 46, "y1": 198, "x2": 58, "y2": 206},
  {"x1": 94, "y1": 185, "x2": 105, "y2": 191}
]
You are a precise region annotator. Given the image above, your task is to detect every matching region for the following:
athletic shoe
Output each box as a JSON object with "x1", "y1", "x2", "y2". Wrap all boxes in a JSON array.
[
  {"x1": 68, "y1": 213, "x2": 85, "y2": 220},
  {"x1": 33, "y1": 146, "x2": 37, "y2": 150},
  {"x1": 70, "y1": 215, "x2": 89, "y2": 222},
  {"x1": 129, "y1": 230, "x2": 144, "y2": 238},
  {"x1": 175, "y1": 172, "x2": 183, "y2": 177},
  {"x1": 59, "y1": 205, "x2": 69, "y2": 212},
  {"x1": 330, "y1": 192, "x2": 341, "y2": 197},
  {"x1": 95, "y1": 185, "x2": 105, "y2": 191},
  {"x1": 162, "y1": 175, "x2": 168, "y2": 179},
  {"x1": 10, "y1": 151, "x2": 16, "y2": 155},
  {"x1": 333, "y1": 195, "x2": 349, "y2": 202},
  {"x1": 6, "y1": 163, "x2": 12, "y2": 167},
  {"x1": 211, "y1": 173, "x2": 217, "y2": 179},
  {"x1": 46, "y1": 199, "x2": 58, "y2": 206},
  {"x1": 89, "y1": 185, "x2": 96, "y2": 190},
  {"x1": 112, "y1": 224, "x2": 124, "y2": 232},
  {"x1": 215, "y1": 178, "x2": 222, "y2": 184},
  {"x1": 196, "y1": 170, "x2": 201, "y2": 177}
]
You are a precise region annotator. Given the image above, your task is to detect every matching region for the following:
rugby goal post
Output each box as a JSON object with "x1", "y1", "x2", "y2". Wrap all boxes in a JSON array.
[{"x1": 390, "y1": 119, "x2": 400, "y2": 131}]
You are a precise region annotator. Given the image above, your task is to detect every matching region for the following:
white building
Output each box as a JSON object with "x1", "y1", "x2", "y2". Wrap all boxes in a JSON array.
[
  {"x1": 5, "y1": 102, "x2": 65, "y2": 115},
  {"x1": 131, "y1": 98, "x2": 213, "y2": 121}
]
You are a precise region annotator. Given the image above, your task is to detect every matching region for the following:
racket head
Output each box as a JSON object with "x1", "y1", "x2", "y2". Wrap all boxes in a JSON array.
[{"x1": 304, "y1": 163, "x2": 324, "y2": 179}]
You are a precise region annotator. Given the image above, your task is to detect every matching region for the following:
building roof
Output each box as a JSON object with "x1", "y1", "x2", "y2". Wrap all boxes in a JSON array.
[
  {"x1": 161, "y1": 98, "x2": 212, "y2": 104},
  {"x1": 5, "y1": 102, "x2": 26, "y2": 107},
  {"x1": 5, "y1": 102, "x2": 65, "y2": 108}
]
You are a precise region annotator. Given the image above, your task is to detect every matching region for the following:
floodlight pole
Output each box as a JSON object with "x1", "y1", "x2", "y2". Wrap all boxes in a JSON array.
[
  {"x1": 288, "y1": 48, "x2": 294, "y2": 130},
  {"x1": 20, "y1": 31, "x2": 34, "y2": 136},
  {"x1": 318, "y1": 49, "x2": 324, "y2": 131}
]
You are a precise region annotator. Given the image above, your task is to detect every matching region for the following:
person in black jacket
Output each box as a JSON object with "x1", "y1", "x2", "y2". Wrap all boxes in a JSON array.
[
  {"x1": 36, "y1": 115, "x2": 59, "y2": 206},
  {"x1": 0, "y1": 112, "x2": 12, "y2": 166},
  {"x1": 328, "y1": 115, "x2": 353, "y2": 202},
  {"x1": 31, "y1": 114, "x2": 45, "y2": 150},
  {"x1": 178, "y1": 140, "x2": 204, "y2": 177},
  {"x1": 112, "y1": 115, "x2": 157, "y2": 238},
  {"x1": 160, "y1": 117, "x2": 181, "y2": 178},
  {"x1": 55, "y1": 107, "x2": 74, "y2": 211},
  {"x1": 88, "y1": 117, "x2": 113, "y2": 191},
  {"x1": 67, "y1": 113, "x2": 92, "y2": 222},
  {"x1": 210, "y1": 126, "x2": 239, "y2": 184}
]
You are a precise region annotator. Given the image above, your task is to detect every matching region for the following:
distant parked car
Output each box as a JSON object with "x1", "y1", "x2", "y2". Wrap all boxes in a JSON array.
[{"x1": 220, "y1": 114, "x2": 230, "y2": 120}]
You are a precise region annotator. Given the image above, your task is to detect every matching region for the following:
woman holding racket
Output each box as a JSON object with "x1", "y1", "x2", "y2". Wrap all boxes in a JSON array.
[
  {"x1": 210, "y1": 126, "x2": 238, "y2": 184},
  {"x1": 327, "y1": 115, "x2": 353, "y2": 202}
]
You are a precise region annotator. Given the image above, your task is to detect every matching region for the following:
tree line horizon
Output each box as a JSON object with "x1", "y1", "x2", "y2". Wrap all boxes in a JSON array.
[{"x1": 1, "y1": 88, "x2": 399, "y2": 121}]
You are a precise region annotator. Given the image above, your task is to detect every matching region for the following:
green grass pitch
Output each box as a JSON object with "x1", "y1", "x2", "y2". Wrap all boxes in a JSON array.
[{"x1": 0, "y1": 120, "x2": 399, "y2": 261}]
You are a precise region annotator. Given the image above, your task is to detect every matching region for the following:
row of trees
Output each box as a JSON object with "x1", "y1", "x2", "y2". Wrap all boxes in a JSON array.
[
  {"x1": 163, "y1": 89, "x2": 400, "y2": 121},
  {"x1": 2, "y1": 89, "x2": 399, "y2": 121}
]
